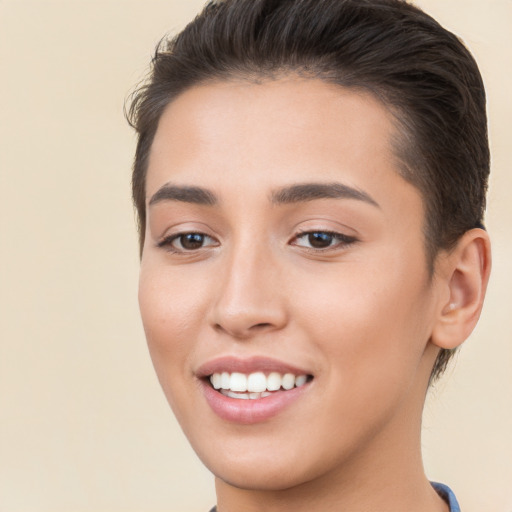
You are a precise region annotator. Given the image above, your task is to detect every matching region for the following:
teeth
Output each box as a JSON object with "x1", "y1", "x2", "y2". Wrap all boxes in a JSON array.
[
  {"x1": 222, "y1": 390, "x2": 274, "y2": 400},
  {"x1": 209, "y1": 371, "x2": 309, "y2": 397},
  {"x1": 221, "y1": 372, "x2": 230, "y2": 389},
  {"x1": 247, "y1": 372, "x2": 267, "y2": 392},
  {"x1": 211, "y1": 373, "x2": 222, "y2": 389},
  {"x1": 267, "y1": 372, "x2": 282, "y2": 391},
  {"x1": 230, "y1": 372, "x2": 247, "y2": 392},
  {"x1": 282, "y1": 373, "x2": 295, "y2": 390},
  {"x1": 225, "y1": 390, "x2": 250, "y2": 399},
  {"x1": 295, "y1": 374, "x2": 307, "y2": 387}
]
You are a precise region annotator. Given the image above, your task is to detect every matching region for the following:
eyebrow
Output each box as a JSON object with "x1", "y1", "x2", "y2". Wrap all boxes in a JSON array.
[
  {"x1": 270, "y1": 182, "x2": 379, "y2": 208},
  {"x1": 148, "y1": 181, "x2": 379, "y2": 209},
  {"x1": 149, "y1": 184, "x2": 217, "y2": 206}
]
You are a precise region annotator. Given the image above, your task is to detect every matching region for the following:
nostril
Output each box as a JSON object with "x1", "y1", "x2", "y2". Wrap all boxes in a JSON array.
[
  {"x1": 213, "y1": 321, "x2": 276, "y2": 338},
  {"x1": 214, "y1": 323, "x2": 224, "y2": 333},
  {"x1": 252, "y1": 322, "x2": 272, "y2": 330}
]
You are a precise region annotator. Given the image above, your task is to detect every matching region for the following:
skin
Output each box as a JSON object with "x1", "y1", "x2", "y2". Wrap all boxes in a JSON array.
[{"x1": 138, "y1": 78, "x2": 490, "y2": 511}]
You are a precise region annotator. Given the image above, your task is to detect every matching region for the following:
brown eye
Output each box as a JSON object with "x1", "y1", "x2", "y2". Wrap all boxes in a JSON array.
[
  {"x1": 308, "y1": 232, "x2": 334, "y2": 248},
  {"x1": 292, "y1": 231, "x2": 357, "y2": 251},
  {"x1": 158, "y1": 232, "x2": 218, "y2": 252},
  {"x1": 179, "y1": 233, "x2": 206, "y2": 250}
]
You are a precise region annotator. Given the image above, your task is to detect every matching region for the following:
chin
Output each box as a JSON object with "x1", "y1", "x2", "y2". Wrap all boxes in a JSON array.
[
  {"x1": 190, "y1": 427, "x2": 352, "y2": 494},
  {"x1": 210, "y1": 459, "x2": 316, "y2": 492}
]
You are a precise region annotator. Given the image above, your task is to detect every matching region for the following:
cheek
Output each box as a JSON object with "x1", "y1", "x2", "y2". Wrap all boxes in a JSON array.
[
  {"x1": 288, "y1": 267, "x2": 433, "y2": 463},
  {"x1": 294, "y1": 254, "x2": 433, "y2": 385},
  {"x1": 138, "y1": 264, "x2": 208, "y2": 384}
]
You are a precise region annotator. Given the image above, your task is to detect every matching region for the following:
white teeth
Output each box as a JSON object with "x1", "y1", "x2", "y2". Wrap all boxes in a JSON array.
[
  {"x1": 230, "y1": 372, "x2": 247, "y2": 392},
  {"x1": 209, "y1": 371, "x2": 309, "y2": 398},
  {"x1": 267, "y1": 372, "x2": 282, "y2": 391},
  {"x1": 295, "y1": 374, "x2": 307, "y2": 387},
  {"x1": 221, "y1": 372, "x2": 230, "y2": 389},
  {"x1": 221, "y1": 390, "x2": 275, "y2": 400},
  {"x1": 247, "y1": 372, "x2": 267, "y2": 392},
  {"x1": 225, "y1": 390, "x2": 249, "y2": 399},
  {"x1": 282, "y1": 373, "x2": 295, "y2": 390},
  {"x1": 211, "y1": 373, "x2": 222, "y2": 389}
]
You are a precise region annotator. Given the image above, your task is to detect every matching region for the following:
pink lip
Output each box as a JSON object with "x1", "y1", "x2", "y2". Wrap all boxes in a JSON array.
[
  {"x1": 196, "y1": 355, "x2": 311, "y2": 378},
  {"x1": 196, "y1": 356, "x2": 313, "y2": 425},
  {"x1": 200, "y1": 380, "x2": 311, "y2": 424}
]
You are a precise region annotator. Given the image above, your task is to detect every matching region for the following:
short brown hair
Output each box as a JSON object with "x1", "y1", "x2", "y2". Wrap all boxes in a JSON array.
[{"x1": 126, "y1": 0, "x2": 489, "y2": 381}]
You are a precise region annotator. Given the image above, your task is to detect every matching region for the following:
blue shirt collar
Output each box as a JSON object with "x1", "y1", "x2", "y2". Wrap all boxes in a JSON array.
[{"x1": 431, "y1": 482, "x2": 461, "y2": 512}]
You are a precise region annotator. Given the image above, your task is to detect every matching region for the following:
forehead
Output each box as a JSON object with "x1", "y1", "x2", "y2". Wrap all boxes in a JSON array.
[{"x1": 147, "y1": 78, "x2": 412, "y2": 208}]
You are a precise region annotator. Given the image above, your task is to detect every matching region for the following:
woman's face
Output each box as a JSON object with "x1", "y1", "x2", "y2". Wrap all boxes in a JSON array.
[{"x1": 139, "y1": 78, "x2": 443, "y2": 490}]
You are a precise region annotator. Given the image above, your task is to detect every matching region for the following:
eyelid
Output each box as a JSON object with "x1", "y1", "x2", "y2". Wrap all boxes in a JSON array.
[
  {"x1": 156, "y1": 230, "x2": 219, "y2": 253},
  {"x1": 291, "y1": 229, "x2": 358, "y2": 251}
]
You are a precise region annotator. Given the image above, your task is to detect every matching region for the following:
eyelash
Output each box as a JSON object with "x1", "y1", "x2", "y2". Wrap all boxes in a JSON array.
[
  {"x1": 291, "y1": 230, "x2": 357, "y2": 251},
  {"x1": 157, "y1": 230, "x2": 357, "y2": 254},
  {"x1": 157, "y1": 232, "x2": 218, "y2": 253}
]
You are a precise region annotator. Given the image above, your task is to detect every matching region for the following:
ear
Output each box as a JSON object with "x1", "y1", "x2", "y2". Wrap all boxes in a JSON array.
[{"x1": 431, "y1": 228, "x2": 491, "y2": 350}]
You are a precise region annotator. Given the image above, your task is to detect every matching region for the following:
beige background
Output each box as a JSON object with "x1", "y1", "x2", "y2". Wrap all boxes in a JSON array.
[{"x1": 0, "y1": 0, "x2": 510, "y2": 511}]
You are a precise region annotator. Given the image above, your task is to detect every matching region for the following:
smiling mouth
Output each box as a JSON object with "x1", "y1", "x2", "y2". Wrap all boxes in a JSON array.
[{"x1": 208, "y1": 371, "x2": 313, "y2": 400}]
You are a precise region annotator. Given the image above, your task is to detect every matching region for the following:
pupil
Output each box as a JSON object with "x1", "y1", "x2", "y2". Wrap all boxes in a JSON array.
[
  {"x1": 308, "y1": 232, "x2": 333, "y2": 248},
  {"x1": 181, "y1": 233, "x2": 204, "y2": 249}
]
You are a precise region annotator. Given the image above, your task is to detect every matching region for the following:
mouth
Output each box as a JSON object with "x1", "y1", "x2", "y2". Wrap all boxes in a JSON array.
[
  {"x1": 208, "y1": 371, "x2": 313, "y2": 400},
  {"x1": 197, "y1": 357, "x2": 314, "y2": 423}
]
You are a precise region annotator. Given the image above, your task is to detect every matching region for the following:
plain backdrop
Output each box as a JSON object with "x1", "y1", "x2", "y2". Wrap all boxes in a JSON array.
[{"x1": 0, "y1": 0, "x2": 511, "y2": 511}]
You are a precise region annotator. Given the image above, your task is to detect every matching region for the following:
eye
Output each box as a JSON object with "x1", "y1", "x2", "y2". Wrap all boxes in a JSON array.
[
  {"x1": 292, "y1": 231, "x2": 357, "y2": 250},
  {"x1": 158, "y1": 232, "x2": 218, "y2": 252}
]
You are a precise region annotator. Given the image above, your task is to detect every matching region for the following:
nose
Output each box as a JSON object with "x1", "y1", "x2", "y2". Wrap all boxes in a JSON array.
[{"x1": 210, "y1": 244, "x2": 288, "y2": 340}]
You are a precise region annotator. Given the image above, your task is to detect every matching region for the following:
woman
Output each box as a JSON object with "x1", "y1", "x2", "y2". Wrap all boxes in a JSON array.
[{"x1": 127, "y1": 1, "x2": 491, "y2": 510}]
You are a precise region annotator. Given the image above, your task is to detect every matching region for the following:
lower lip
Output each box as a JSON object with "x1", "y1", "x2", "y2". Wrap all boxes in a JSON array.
[{"x1": 201, "y1": 380, "x2": 310, "y2": 424}]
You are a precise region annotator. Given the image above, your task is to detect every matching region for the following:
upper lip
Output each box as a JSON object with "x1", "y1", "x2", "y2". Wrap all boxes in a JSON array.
[{"x1": 195, "y1": 356, "x2": 312, "y2": 378}]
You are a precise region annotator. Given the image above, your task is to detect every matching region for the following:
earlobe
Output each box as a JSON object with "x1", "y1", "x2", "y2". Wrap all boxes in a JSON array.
[{"x1": 431, "y1": 228, "x2": 491, "y2": 350}]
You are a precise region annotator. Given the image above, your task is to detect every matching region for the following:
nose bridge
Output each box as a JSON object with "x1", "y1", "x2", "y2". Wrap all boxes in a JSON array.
[{"x1": 211, "y1": 231, "x2": 287, "y2": 338}]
